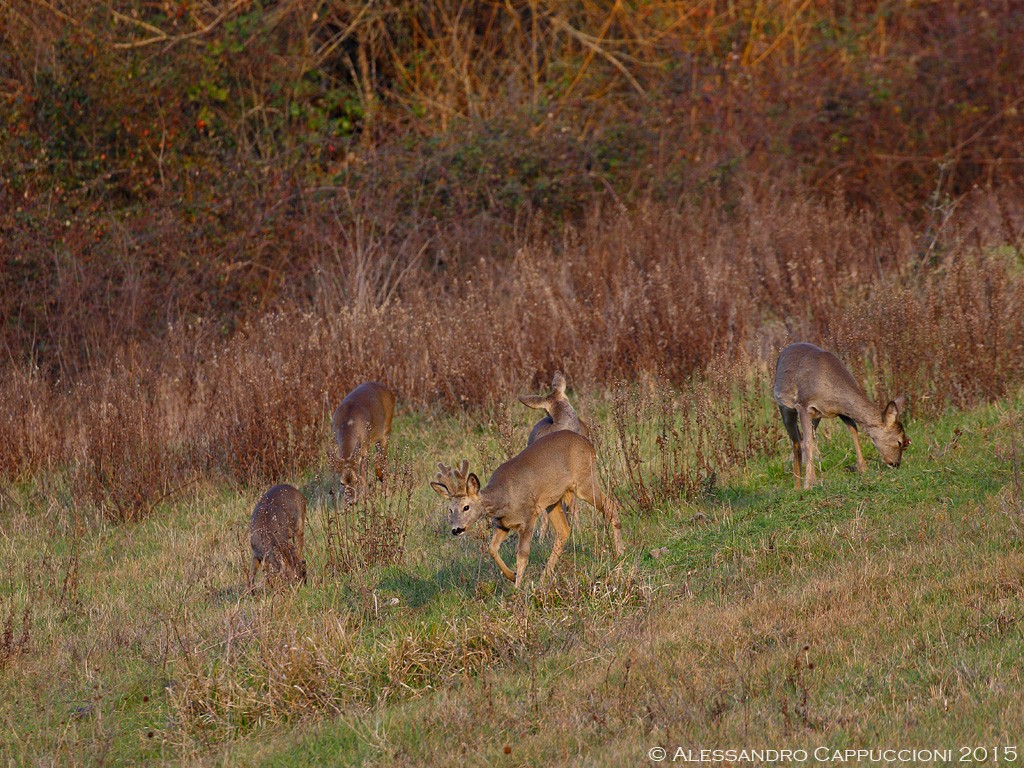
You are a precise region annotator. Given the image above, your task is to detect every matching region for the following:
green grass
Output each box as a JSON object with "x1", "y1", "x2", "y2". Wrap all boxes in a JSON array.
[{"x1": 1, "y1": 393, "x2": 1023, "y2": 766}]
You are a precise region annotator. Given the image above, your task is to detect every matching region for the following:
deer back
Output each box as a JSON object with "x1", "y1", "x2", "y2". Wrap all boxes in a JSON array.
[
  {"x1": 332, "y1": 381, "x2": 396, "y2": 459},
  {"x1": 773, "y1": 343, "x2": 874, "y2": 420},
  {"x1": 484, "y1": 430, "x2": 597, "y2": 511},
  {"x1": 250, "y1": 484, "x2": 306, "y2": 566},
  {"x1": 520, "y1": 371, "x2": 588, "y2": 445}
]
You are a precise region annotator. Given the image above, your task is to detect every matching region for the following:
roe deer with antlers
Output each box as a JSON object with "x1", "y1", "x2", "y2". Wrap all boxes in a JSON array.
[
  {"x1": 249, "y1": 484, "x2": 307, "y2": 589},
  {"x1": 332, "y1": 382, "x2": 396, "y2": 498},
  {"x1": 519, "y1": 370, "x2": 590, "y2": 445},
  {"x1": 430, "y1": 431, "x2": 624, "y2": 588},
  {"x1": 773, "y1": 343, "x2": 910, "y2": 490}
]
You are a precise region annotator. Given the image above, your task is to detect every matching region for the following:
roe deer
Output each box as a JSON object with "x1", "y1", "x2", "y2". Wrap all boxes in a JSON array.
[
  {"x1": 430, "y1": 431, "x2": 624, "y2": 588},
  {"x1": 249, "y1": 484, "x2": 307, "y2": 589},
  {"x1": 519, "y1": 371, "x2": 590, "y2": 445},
  {"x1": 773, "y1": 342, "x2": 910, "y2": 490},
  {"x1": 332, "y1": 382, "x2": 396, "y2": 498},
  {"x1": 519, "y1": 370, "x2": 590, "y2": 539}
]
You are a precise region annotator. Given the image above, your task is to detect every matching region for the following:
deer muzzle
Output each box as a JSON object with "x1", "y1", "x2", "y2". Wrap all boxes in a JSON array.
[{"x1": 451, "y1": 527, "x2": 465, "y2": 537}]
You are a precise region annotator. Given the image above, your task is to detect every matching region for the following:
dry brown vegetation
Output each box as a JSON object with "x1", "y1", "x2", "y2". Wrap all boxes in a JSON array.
[
  {"x1": 3, "y1": 1, "x2": 1024, "y2": 513},
  {"x1": 320, "y1": 456, "x2": 413, "y2": 575},
  {"x1": 4, "y1": 0, "x2": 1024, "y2": 375},
  {"x1": 3, "y1": 183, "x2": 1024, "y2": 524}
]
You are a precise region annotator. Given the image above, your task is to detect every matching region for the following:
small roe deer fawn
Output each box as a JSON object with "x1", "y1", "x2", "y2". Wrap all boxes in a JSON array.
[
  {"x1": 332, "y1": 382, "x2": 396, "y2": 498},
  {"x1": 773, "y1": 342, "x2": 910, "y2": 490},
  {"x1": 249, "y1": 484, "x2": 307, "y2": 589},
  {"x1": 430, "y1": 431, "x2": 624, "y2": 588}
]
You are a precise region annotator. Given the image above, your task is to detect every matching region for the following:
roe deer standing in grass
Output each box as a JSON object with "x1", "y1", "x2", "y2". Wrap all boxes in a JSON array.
[
  {"x1": 248, "y1": 484, "x2": 307, "y2": 589},
  {"x1": 519, "y1": 370, "x2": 590, "y2": 445},
  {"x1": 773, "y1": 342, "x2": 910, "y2": 490},
  {"x1": 519, "y1": 370, "x2": 590, "y2": 539},
  {"x1": 430, "y1": 431, "x2": 624, "y2": 588},
  {"x1": 332, "y1": 382, "x2": 396, "y2": 498}
]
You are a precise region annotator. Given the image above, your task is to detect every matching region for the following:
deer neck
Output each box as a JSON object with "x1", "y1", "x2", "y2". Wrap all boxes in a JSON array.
[
  {"x1": 841, "y1": 390, "x2": 884, "y2": 430},
  {"x1": 549, "y1": 400, "x2": 578, "y2": 427},
  {"x1": 479, "y1": 494, "x2": 500, "y2": 521}
]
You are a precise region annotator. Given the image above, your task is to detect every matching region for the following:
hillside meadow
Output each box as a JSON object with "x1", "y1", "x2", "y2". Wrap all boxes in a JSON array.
[
  {"x1": 4, "y1": 0, "x2": 1024, "y2": 764},
  {"x1": 1, "y1": 377, "x2": 1024, "y2": 765}
]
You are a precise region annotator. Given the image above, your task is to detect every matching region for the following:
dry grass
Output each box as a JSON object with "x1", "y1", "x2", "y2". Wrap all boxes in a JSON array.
[
  {"x1": 318, "y1": 453, "x2": 413, "y2": 576},
  {"x1": 1, "y1": 378, "x2": 1022, "y2": 765},
  {"x1": 3, "y1": 3, "x2": 1024, "y2": 761},
  {"x1": 3, "y1": 184, "x2": 1022, "y2": 523},
  {"x1": 162, "y1": 399, "x2": 1024, "y2": 767},
  {"x1": 3, "y1": 4, "x2": 1023, "y2": 462},
  {"x1": 605, "y1": 363, "x2": 777, "y2": 514}
]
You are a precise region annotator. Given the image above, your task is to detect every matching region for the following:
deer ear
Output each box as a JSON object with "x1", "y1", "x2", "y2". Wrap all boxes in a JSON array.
[
  {"x1": 467, "y1": 473, "x2": 481, "y2": 494},
  {"x1": 883, "y1": 400, "x2": 900, "y2": 426},
  {"x1": 430, "y1": 481, "x2": 451, "y2": 498},
  {"x1": 519, "y1": 395, "x2": 549, "y2": 410},
  {"x1": 893, "y1": 394, "x2": 907, "y2": 415}
]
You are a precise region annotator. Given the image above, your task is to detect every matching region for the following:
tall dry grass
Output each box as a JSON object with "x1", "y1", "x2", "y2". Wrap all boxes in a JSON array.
[
  {"x1": 1, "y1": 183, "x2": 1023, "y2": 520},
  {"x1": 605, "y1": 363, "x2": 777, "y2": 514},
  {"x1": 320, "y1": 455, "x2": 413, "y2": 576}
]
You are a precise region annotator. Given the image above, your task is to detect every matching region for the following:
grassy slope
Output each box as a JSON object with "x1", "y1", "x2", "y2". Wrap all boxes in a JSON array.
[{"x1": 2, "y1": 393, "x2": 1023, "y2": 766}]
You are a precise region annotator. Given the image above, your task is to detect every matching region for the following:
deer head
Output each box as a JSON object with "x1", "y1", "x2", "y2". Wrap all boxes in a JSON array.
[
  {"x1": 867, "y1": 394, "x2": 911, "y2": 467},
  {"x1": 430, "y1": 459, "x2": 487, "y2": 536},
  {"x1": 518, "y1": 370, "x2": 567, "y2": 411}
]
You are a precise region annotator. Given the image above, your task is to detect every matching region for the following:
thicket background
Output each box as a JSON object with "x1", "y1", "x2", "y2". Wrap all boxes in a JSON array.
[{"x1": 2, "y1": 0, "x2": 1024, "y2": 508}]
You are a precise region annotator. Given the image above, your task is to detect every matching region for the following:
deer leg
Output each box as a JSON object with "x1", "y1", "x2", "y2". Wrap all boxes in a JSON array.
[
  {"x1": 600, "y1": 491, "x2": 625, "y2": 557},
  {"x1": 375, "y1": 438, "x2": 388, "y2": 482},
  {"x1": 798, "y1": 407, "x2": 817, "y2": 489},
  {"x1": 247, "y1": 557, "x2": 261, "y2": 593},
  {"x1": 488, "y1": 528, "x2": 516, "y2": 583},
  {"x1": 792, "y1": 440, "x2": 802, "y2": 489},
  {"x1": 779, "y1": 405, "x2": 802, "y2": 489},
  {"x1": 542, "y1": 503, "x2": 571, "y2": 582},
  {"x1": 840, "y1": 415, "x2": 868, "y2": 473},
  {"x1": 578, "y1": 477, "x2": 624, "y2": 557},
  {"x1": 292, "y1": 527, "x2": 307, "y2": 585},
  {"x1": 811, "y1": 417, "x2": 823, "y2": 464},
  {"x1": 514, "y1": 517, "x2": 538, "y2": 589},
  {"x1": 537, "y1": 490, "x2": 571, "y2": 543},
  {"x1": 563, "y1": 490, "x2": 578, "y2": 528},
  {"x1": 536, "y1": 510, "x2": 550, "y2": 541},
  {"x1": 359, "y1": 453, "x2": 370, "y2": 499}
]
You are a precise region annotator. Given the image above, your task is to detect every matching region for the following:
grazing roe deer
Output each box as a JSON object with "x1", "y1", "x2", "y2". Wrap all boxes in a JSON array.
[
  {"x1": 249, "y1": 484, "x2": 307, "y2": 589},
  {"x1": 519, "y1": 371, "x2": 590, "y2": 445},
  {"x1": 332, "y1": 382, "x2": 396, "y2": 497},
  {"x1": 430, "y1": 430, "x2": 624, "y2": 588},
  {"x1": 773, "y1": 342, "x2": 910, "y2": 489}
]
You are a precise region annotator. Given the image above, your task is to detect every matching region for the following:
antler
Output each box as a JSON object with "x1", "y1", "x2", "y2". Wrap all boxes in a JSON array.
[{"x1": 434, "y1": 459, "x2": 470, "y2": 496}]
